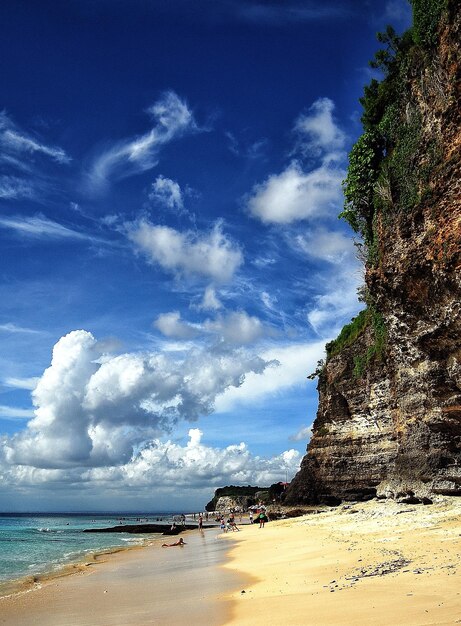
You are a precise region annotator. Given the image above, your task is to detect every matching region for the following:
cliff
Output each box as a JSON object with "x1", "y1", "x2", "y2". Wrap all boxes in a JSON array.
[
  {"x1": 205, "y1": 486, "x2": 266, "y2": 512},
  {"x1": 286, "y1": 0, "x2": 461, "y2": 505}
]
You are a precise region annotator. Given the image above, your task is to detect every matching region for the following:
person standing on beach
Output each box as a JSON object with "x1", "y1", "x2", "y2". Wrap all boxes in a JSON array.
[
  {"x1": 229, "y1": 519, "x2": 240, "y2": 532},
  {"x1": 249, "y1": 511, "x2": 254, "y2": 524},
  {"x1": 258, "y1": 512, "x2": 266, "y2": 528},
  {"x1": 198, "y1": 513, "x2": 203, "y2": 530}
]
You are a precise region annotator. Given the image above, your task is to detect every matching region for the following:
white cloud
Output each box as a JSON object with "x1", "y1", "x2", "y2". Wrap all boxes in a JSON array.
[
  {"x1": 0, "y1": 112, "x2": 70, "y2": 165},
  {"x1": 247, "y1": 97, "x2": 347, "y2": 225},
  {"x1": 88, "y1": 92, "x2": 196, "y2": 191},
  {"x1": 5, "y1": 329, "x2": 273, "y2": 469},
  {"x1": 0, "y1": 322, "x2": 44, "y2": 335},
  {"x1": 0, "y1": 405, "x2": 34, "y2": 420},
  {"x1": 154, "y1": 311, "x2": 198, "y2": 339},
  {"x1": 291, "y1": 227, "x2": 363, "y2": 338},
  {"x1": 2, "y1": 130, "x2": 70, "y2": 164},
  {"x1": 294, "y1": 97, "x2": 345, "y2": 156},
  {"x1": 261, "y1": 291, "x2": 277, "y2": 310},
  {"x1": 103, "y1": 428, "x2": 301, "y2": 490},
  {"x1": 289, "y1": 424, "x2": 313, "y2": 442},
  {"x1": 253, "y1": 256, "x2": 276, "y2": 268},
  {"x1": 200, "y1": 285, "x2": 222, "y2": 311},
  {"x1": 0, "y1": 175, "x2": 35, "y2": 200},
  {"x1": 204, "y1": 311, "x2": 265, "y2": 344},
  {"x1": 148, "y1": 175, "x2": 184, "y2": 211},
  {"x1": 3, "y1": 377, "x2": 40, "y2": 390},
  {"x1": 294, "y1": 227, "x2": 356, "y2": 264},
  {"x1": 0, "y1": 215, "x2": 92, "y2": 241},
  {"x1": 307, "y1": 271, "x2": 362, "y2": 337},
  {"x1": 127, "y1": 220, "x2": 243, "y2": 283},
  {"x1": 215, "y1": 340, "x2": 326, "y2": 412},
  {"x1": 0, "y1": 428, "x2": 301, "y2": 495},
  {"x1": 247, "y1": 160, "x2": 343, "y2": 224},
  {"x1": 154, "y1": 309, "x2": 267, "y2": 345}
]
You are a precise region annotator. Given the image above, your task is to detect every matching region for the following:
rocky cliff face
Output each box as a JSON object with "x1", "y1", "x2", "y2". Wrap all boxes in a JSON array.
[{"x1": 286, "y1": 2, "x2": 461, "y2": 505}]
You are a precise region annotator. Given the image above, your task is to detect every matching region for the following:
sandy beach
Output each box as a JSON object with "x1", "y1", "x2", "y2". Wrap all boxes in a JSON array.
[
  {"x1": 1, "y1": 499, "x2": 460, "y2": 625},
  {"x1": 223, "y1": 498, "x2": 461, "y2": 625}
]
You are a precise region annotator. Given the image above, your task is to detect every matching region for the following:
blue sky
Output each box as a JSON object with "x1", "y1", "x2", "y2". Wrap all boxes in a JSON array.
[{"x1": 0, "y1": 0, "x2": 411, "y2": 511}]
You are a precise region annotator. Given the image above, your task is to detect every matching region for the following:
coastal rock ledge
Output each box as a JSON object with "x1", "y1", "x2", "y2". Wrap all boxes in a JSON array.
[{"x1": 286, "y1": 1, "x2": 461, "y2": 506}]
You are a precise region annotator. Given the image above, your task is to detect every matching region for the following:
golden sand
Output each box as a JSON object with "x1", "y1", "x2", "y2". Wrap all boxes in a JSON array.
[{"x1": 222, "y1": 499, "x2": 461, "y2": 625}]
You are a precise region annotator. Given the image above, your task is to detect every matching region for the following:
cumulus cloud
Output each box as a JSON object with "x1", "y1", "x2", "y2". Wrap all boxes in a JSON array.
[
  {"x1": 154, "y1": 311, "x2": 198, "y2": 339},
  {"x1": 204, "y1": 311, "x2": 265, "y2": 344},
  {"x1": 148, "y1": 175, "x2": 184, "y2": 211},
  {"x1": 0, "y1": 428, "x2": 301, "y2": 496},
  {"x1": 247, "y1": 160, "x2": 343, "y2": 224},
  {"x1": 127, "y1": 220, "x2": 243, "y2": 283},
  {"x1": 87, "y1": 92, "x2": 196, "y2": 192},
  {"x1": 247, "y1": 97, "x2": 346, "y2": 225},
  {"x1": 215, "y1": 340, "x2": 326, "y2": 412},
  {"x1": 4, "y1": 329, "x2": 273, "y2": 469},
  {"x1": 94, "y1": 428, "x2": 301, "y2": 489},
  {"x1": 294, "y1": 97, "x2": 345, "y2": 156},
  {"x1": 154, "y1": 309, "x2": 267, "y2": 345}
]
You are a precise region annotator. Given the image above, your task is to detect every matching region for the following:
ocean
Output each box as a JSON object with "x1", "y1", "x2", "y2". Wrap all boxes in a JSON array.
[{"x1": 0, "y1": 512, "x2": 179, "y2": 592}]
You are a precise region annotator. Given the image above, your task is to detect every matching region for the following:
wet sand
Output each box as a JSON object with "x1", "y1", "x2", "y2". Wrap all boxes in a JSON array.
[
  {"x1": 222, "y1": 498, "x2": 461, "y2": 625},
  {"x1": 0, "y1": 528, "x2": 241, "y2": 626}
]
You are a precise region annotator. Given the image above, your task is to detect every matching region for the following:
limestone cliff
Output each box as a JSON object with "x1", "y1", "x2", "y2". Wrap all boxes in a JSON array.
[{"x1": 286, "y1": 0, "x2": 461, "y2": 505}]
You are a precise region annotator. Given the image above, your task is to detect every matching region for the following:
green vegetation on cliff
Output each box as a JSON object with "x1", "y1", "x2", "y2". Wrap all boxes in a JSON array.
[
  {"x1": 326, "y1": 0, "x2": 449, "y2": 372},
  {"x1": 325, "y1": 306, "x2": 387, "y2": 377},
  {"x1": 341, "y1": 0, "x2": 447, "y2": 266}
]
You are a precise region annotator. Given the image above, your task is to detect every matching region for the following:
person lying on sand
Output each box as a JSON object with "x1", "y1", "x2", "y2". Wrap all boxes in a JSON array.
[{"x1": 162, "y1": 538, "x2": 186, "y2": 547}]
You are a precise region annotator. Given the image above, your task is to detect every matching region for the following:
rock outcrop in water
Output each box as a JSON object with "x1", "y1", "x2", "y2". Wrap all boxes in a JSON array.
[{"x1": 286, "y1": 0, "x2": 461, "y2": 505}]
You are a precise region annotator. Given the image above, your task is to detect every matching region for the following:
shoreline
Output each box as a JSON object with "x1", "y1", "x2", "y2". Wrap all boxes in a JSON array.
[
  {"x1": 0, "y1": 526, "x2": 242, "y2": 625},
  {"x1": 0, "y1": 514, "x2": 211, "y2": 600},
  {"x1": 0, "y1": 541, "x2": 148, "y2": 601},
  {"x1": 221, "y1": 497, "x2": 461, "y2": 625}
]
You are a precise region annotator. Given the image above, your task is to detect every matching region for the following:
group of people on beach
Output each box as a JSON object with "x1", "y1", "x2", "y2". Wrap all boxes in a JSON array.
[
  {"x1": 219, "y1": 512, "x2": 240, "y2": 532},
  {"x1": 162, "y1": 506, "x2": 268, "y2": 547}
]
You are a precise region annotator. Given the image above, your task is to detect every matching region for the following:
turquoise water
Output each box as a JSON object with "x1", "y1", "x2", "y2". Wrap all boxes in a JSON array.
[{"x1": 0, "y1": 513, "x2": 176, "y2": 589}]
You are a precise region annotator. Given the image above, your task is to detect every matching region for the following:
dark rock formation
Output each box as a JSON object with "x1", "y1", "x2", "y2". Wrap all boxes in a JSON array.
[
  {"x1": 286, "y1": 1, "x2": 461, "y2": 505},
  {"x1": 83, "y1": 523, "x2": 197, "y2": 535}
]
